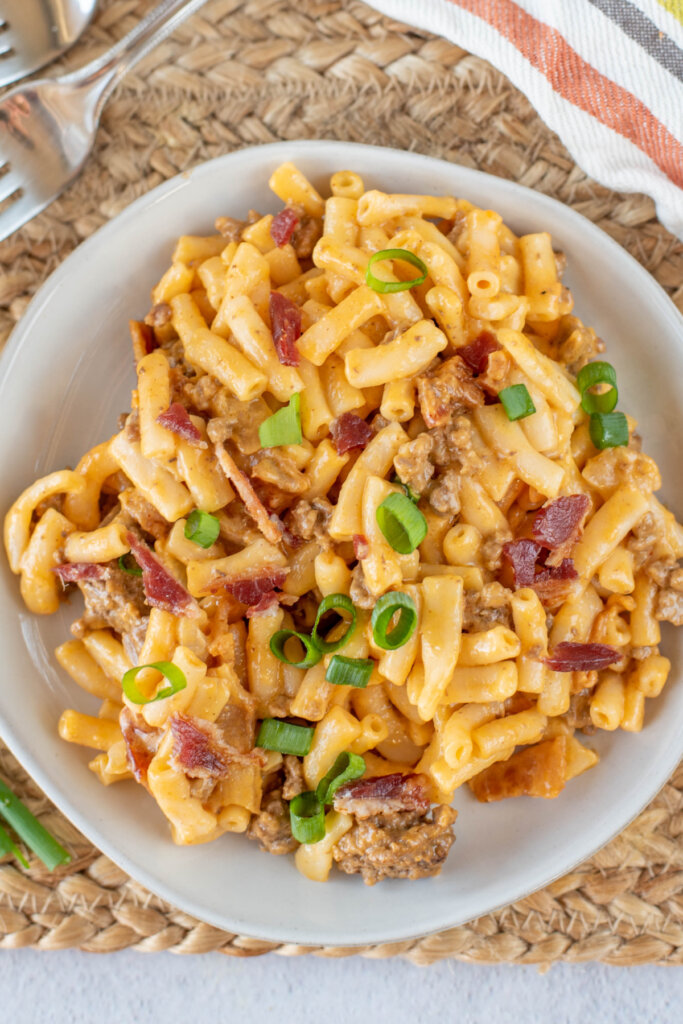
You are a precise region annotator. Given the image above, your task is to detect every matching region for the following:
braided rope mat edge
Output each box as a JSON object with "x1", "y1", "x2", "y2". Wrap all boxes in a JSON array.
[{"x1": 1, "y1": 0, "x2": 682, "y2": 963}]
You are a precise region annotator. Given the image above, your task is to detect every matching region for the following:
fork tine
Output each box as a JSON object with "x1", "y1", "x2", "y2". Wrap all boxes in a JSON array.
[
  {"x1": 0, "y1": 189, "x2": 44, "y2": 243},
  {"x1": 0, "y1": 55, "x2": 40, "y2": 88},
  {"x1": 0, "y1": 170, "x2": 22, "y2": 205}
]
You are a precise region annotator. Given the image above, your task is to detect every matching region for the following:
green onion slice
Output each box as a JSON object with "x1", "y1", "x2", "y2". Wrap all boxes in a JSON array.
[
  {"x1": 0, "y1": 780, "x2": 71, "y2": 871},
  {"x1": 289, "y1": 791, "x2": 325, "y2": 844},
  {"x1": 311, "y1": 593, "x2": 357, "y2": 653},
  {"x1": 259, "y1": 393, "x2": 302, "y2": 448},
  {"x1": 589, "y1": 411, "x2": 629, "y2": 450},
  {"x1": 316, "y1": 752, "x2": 366, "y2": 805},
  {"x1": 577, "y1": 361, "x2": 619, "y2": 415},
  {"x1": 393, "y1": 475, "x2": 420, "y2": 503},
  {"x1": 269, "y1": 630, "x2": 322, "y2": 669},
  {"x1": 376, "y1": 492, "x2": 427, "y2": 554},
  {"x1": 121, "y1": 661, "x2": 187, "y2": 705},
  {"x1": 0, "y1": 820, "x2": 29, "y2": 869},
  {"x1": 365, "y1": 248, "x2": 428, "y2": 294},
  {"x1": 184, "y1": 509, "x2": 220, "y2": 548},
  {"x1": 499, "y1": 383, "x2": 536, "y2": 421},
  {"x1": 257, "y1": 719, "x2": 314, "y2": 756},
  {"x1": 371, "y1": 591, "x2": 418, "y2": 650},
  {"x1": 325, "y1": 655, "x2": 374, "y2": 688},
  {"x1": 118, "y1": 553, "x2": 142, "y2": 576}
]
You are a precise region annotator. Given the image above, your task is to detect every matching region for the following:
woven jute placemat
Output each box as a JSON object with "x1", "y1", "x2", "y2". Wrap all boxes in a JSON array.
[{"x1": 1, "y1": 0, "x2": 682, "y2": 964}]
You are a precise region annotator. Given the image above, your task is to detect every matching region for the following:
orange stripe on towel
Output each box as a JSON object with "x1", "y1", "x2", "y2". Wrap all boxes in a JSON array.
[{"x1": 447, "y1": 0, "x2": 683, "y2": 189}]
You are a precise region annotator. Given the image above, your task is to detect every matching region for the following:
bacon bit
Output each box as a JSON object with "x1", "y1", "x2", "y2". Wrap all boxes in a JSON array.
[
  {"x1": 458, "y1": 331, "x2": 501, "y2": 375},
  {"x1": 156, "y1": 403, "x2": 205, "y2": 446},
  {"x1": 169, "y1": 714, "x2": 229, "y2": 779},
  {"x1": 126, "y1": 532, "x2": 200, "y2": 618},
  {"x1": 470, "y1": 736, "x2": 568, "y2": 802},
  {"x1": 245, "y1": 592, "x2": 280, "y2": 617},
  {"x1": 270, "y1": 292, "x2": 302, "y2": 366},
  {"x1": 330, "y1": 413, "x2": 373, "y2": 455},
  {"x1": 502, "y1": 538, "x2": 541, "y2": 586},
  {"x1": 53, "y1": 563, "x2": 107, "y2": 583},
  {"x1": 532, "y1": 560, "x2": 578, "y2": 607},
  {"x1": 120, "y1": 707, "x2": 160, "y2": 784},
  {"x1": 502, "y1": 539, "x2": 578, "y2": 608},
  {"x1": 333, "y1": 773, "x2": 430, "y2": 818},
  {"x1": 215, "y1": 568, "x2": 288, "y2": 606},
  {"x1": 545, "y1": 641, "x2": 620, "y2": 672},
  {"x1": 533, "y1": 494, "x2": 590, "y2": 564},
  {"x1": 214, "y1": 443, "x2": 283, "y2": 545},
  {"x1": 129, "y1": 319, "x2": 157, "y2": 363},
  {"x1": 169, "y1": 713, "x2": 261, "y2": 779},
  {"x1": 270, "y1": 207, "x2": 299, "y2": 247},
  {"x1": 353, "y1": 534, "x2": 370, "y2": 561}
]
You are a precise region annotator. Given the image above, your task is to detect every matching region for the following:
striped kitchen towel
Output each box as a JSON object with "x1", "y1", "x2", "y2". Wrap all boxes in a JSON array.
[{"x1": 366, "y1": 0, "x2": 683, "y2": 240}]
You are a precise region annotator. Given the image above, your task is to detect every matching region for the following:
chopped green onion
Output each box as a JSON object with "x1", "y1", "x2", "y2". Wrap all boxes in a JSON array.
[
  {"x1": 499, "y1": 383, "x2": 536, "y2": 421},
  {"x1": 376, "y1": 492, "x2": 427, "y2": 554},
  {"x1": 257, "y1": 719, "x2": 314, "y2": 756},
  {"x1": 316, "y1": 752, "x2": 366, "y2": 805},
  {"x1": 121, "y1": 661, "x2": 187, "y2": 705},
  {"x1": 393, "y1": 474, "x2": 420, "y2": 503},
  {"x1": 311, "y1": 593, "x2": 357, "y2": 653},
  {"x1": 269, "y1": 630, "x2": 322, "y2": 669},
  {"x1": 577, "y1": 361, "x2": 619, "y2": 415},
  {"x1": 118, "y1": 553, "x2": 142, "y2": 576},
  {"x1": 325, "y1": 655, "x2": 374, "y2": 688},
  {"x1": 365, "y1": 248, "x2": 428, "y2": 294},
  {"x1": 0, "y1": 780, "x2": 70, "y2": 871},
  {"x1": 184, "y1": 509, "x2": 220, "y2": 548},
  {"x1": 259, "y1": 393, "x2": 302, "y2": 448},
  {"x1": 371, "y1": 591, "x2": 418, "y2": 650},
  {"x1": 0, "y1": 821, "x2": 29, "y2": 869},
  {"x1": 289, "y1": 791, "x2": 325, "y2": 844},
  {"x1": 589, "y1": 411, "x2": 629, "y2": 449}
]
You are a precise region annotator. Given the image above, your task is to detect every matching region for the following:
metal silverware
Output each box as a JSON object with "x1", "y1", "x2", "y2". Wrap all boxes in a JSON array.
[
  {"x1": 0, "y1": 0, "x2": 209, "y2": 242},
  {"x1": 0, "y1": 0, "x2": 97, "y2": 88}
]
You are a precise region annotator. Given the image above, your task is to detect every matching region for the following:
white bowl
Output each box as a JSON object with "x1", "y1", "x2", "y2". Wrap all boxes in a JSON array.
[{"x1": 1, "y1": 141, "x2": 681, "y2": 946}]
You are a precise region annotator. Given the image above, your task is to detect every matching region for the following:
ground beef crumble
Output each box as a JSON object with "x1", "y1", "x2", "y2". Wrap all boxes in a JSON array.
[
  {"x1": 247, "y1": 783, "x2": 298, "y2": 855},
  {"x1": 430, "y1": 417, "x2": 482, "y2": 475},
  {"x1": 332, "y1": 805, "x2": 456, "y2": 885},
  {"x1": 553, "y1": 316, "x2": 605, "y2": 374},
  {"x1": 349, "y1": 564, "x2": 375, "y2": 610},
  {"x1": 656, "y1": 583, "x2": 683, "y2": 626},
  {"x1": 282, "y1": 756, "x2": 306, "y2": 800},
  {"x1": 463, "y1": 582, "x2": 513, "y2": 632},
  {"x1": 119, "y1": 489, "x2": 169, "y2": 540},
  {"x1": 428, "y1": 468, "x2": 461, "y2": 516},
  {"x1": 284, "y1": 498, "x2": 333, "y2": 544},
  {"x1": 393, "y1": 434, "x2": 435, "y2": 496},
  {"x1": 144, "y1": 302, "x2": 172, "y2": 328},
  {"x1": 416, "y1": 355, "x2": 483, "y2": 429},
  {"x1": 291, "y1": 213, "x2": 321, "y2": 260},
  {"x1": 70, "y1": 564, "x2": 149, "y2": 658},
  {"x1": 564, "y1": 690, "x2": 595, "y2": 733}
]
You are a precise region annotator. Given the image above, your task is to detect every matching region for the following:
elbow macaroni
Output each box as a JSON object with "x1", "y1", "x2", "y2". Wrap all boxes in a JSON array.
[{"x1": 5, "y1": 164, "x2": 681, "y2": 884}]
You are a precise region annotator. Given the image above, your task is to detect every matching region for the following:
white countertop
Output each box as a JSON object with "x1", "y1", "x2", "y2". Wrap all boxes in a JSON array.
[{"x1": 1, "y1": 949, "x2": 681, "y2": 1022}]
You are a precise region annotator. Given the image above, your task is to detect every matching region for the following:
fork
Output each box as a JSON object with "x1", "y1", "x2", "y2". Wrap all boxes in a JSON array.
[
  {"x1": 0, "y1": 0, "x2": 210, "y2": 243},
  {"x1": 0, "y1": 0, "x2": 97, "y2": 88}
]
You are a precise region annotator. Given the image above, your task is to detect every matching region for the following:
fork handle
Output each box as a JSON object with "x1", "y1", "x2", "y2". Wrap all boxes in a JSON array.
[{"x1": 66, "y1": 0, "x2": 210, "y2": 113}]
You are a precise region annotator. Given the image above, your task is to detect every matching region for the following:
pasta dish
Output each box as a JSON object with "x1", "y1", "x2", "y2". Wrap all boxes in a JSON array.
[{"x1": 5, "y1": 163, "x2": 682, "y2": 885}]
